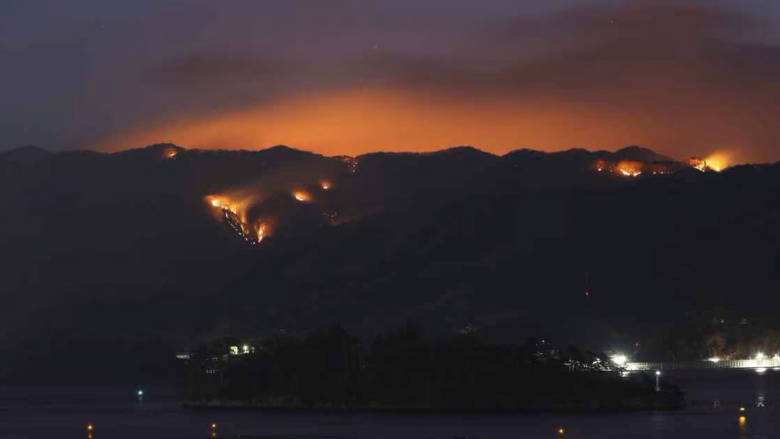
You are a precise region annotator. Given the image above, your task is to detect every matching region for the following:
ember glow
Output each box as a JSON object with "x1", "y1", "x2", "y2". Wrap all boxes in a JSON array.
[
  {"x1": 205, "y1": 194, "x2": 269, "y2": 244},
  {"x1": 689, "y1": 157, "x2": 708, "y2": 172},
  {"x1": 704, "y1": 151, "x2": 734, "y2": 172},
  {"x1": 207, "y1": 196, "x2": 234, "y2": 212},
  {"x1": 320, "y1": 180, "x2": 332, "y2": 190},
  {"x1": 592, "y1": 152, "x2": 733, "y2": 179},
  {"x1": 335, "y1": 156, "x2": 358, "y2": 173},
  {"x1": 617, "y1": 160, "x2": 643, "y2": 178},
  {"x1": 162, "y1": 146, "x2": 178, "y2": 159},
  {"x1": 255, "y1": 220, "x2": 268, "y2": 243},
  {"x1": 293, "y1": 191, "x2": 312, "y2": 202},
  {"x1": 206, "y1": 195, "x2": 244, "y2": 219}
]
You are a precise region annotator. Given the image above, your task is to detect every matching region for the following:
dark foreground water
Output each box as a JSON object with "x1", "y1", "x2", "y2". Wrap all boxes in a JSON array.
[{"x1": 1, "y1": 369, "x2": 779, "y2": 439}]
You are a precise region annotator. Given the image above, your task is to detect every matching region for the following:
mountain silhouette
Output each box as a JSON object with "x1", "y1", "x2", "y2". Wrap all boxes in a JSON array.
[{"x1": 1, "y1": 144, "x2": 777, "y2": 382}]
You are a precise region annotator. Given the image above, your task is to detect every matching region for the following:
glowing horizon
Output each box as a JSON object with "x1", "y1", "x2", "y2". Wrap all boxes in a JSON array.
[{"x1": 91, "y1": 87, "x2": 748, "y2": 169}]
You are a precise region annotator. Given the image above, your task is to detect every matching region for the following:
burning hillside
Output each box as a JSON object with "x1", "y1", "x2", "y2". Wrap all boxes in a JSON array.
[
  {"x1": 689, "y1": 157, "x2": 709, "y2": 172},
  {"x1": 206, "y1": 195, "x2": 268, "y2": 244},
  {"x1": 593, "y1": 153, "x2": 732, "y2": 178},
  {"x1": 617, "y1": 160, "x2": 643, "y2": 177},
  {"x1": 702, "y1": 152, "x2": 733, "y2": 172},
  {"x1": 205, "y1": 180, "x2": 341, "y2": 245},
  {"x1": 255, "y1": 220, "x2": 269, "y2": 243},
  {"x1": 162, "y1": 146, "x2": 179, "y2": 159},
  {"x1": 335, "y1": 156, "x2": 358, "y2": 173},
  {"x1": 688, "y1": 154, "x2": 734, "y2": 172},
  {"x1": 594, "y1": 159, "x2": 648, "y2": 177}
]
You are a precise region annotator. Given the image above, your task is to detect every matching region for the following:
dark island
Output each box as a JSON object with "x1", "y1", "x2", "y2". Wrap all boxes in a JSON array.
[{"x1": 181, "y1": 325, "x2": 682, "y2": 412}]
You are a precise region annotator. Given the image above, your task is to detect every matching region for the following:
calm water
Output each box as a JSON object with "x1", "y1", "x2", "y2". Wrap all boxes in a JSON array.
[{"x1": 1, "y1": 369, "x2": 778, "y2": 439}]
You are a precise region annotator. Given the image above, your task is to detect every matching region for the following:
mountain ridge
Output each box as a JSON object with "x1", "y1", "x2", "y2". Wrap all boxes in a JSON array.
[
  {"x1": 0, "y1": 142, "x2": 776, "y2": 382},
  {"x1": 1, "y1": 143, "x2": 691, "y2": 164}
]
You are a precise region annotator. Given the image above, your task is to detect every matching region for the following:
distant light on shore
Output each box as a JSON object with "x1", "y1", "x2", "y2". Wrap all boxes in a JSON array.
[{"x1": 611, "y1": 354, "x2": 628, "y2": 366}]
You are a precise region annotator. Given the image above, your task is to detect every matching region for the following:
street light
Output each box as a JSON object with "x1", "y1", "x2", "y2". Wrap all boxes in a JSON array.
[{"x1": 655, "y1": 370, "x2": 661, "y2": 392}]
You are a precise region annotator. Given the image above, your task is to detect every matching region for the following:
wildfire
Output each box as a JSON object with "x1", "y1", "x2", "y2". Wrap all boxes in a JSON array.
[
  {"x1": 293, "y1": 191, "x2": 312, "y2": 202},
  {"x1": 206, "y1": 195, "x2": 241, "y2": 216},
  {"x1": 703, "y1": 151, "x2": 732, "y2": 172},
  {"x1": 320, "y1": 180, "x2": 332, "y2": 190},
  {"x1": 255, "y1": 220, "x2": 268, "y2": 243},
  {"x1": 335, "y1": 156, "x2": 358, "y2": 173},
  {"x1": 689, "y1": 157, "x2": 708, "y2": 172},
  {"x1": 617, "y1": 160, "x2": 643, "y2": 177},
  {"x1": 163, "y1": 146, "x2": 178, "y2": 159},
  {"x1": 594, "y1": 159, "x2": 606, "y2": 172},
  {"x1": 205, "y1": 194, "x2": 271, "y2": 244}
]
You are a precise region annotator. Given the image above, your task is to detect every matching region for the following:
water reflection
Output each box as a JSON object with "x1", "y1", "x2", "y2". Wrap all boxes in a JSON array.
[
  {"x1": 738, "y1": 415, "x2": 747, "y2": 438},
  {"x1": 3, "y1": 375, "x2": 780, "y2": 439}
]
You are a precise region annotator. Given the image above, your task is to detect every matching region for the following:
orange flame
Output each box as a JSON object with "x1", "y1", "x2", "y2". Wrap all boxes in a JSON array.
[
  {"x1": 162, "y1": 146, "x2": 178, "y2": 159},
  {"x1": 205, "y1": 195, "x2": 251, "y2": 222},
  {"x1": 689, "y1": 156, "x2": 707, "y2": 171},
  {"x1": 255, "y1": 220, "x2": 268, "y2": 242},
  {"x1": 206, "y1": 195, "x2": 231, "y2": 210},
  {"x1": 292, "y1": 191, "x2": 312, "y2": 202},
  {"x1": 320, "y1": 180, "x2": 332, "y2": 190},
  {"x1": 617, "y1": 160, "x2": 643, "y2": 177},
  {"x1": 703, "y1": 151, "x2": 733, "y2": 172}
]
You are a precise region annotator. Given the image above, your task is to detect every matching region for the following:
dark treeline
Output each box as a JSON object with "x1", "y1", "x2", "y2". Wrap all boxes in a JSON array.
[{"x1": 184, "y1": 325, "x2": 681, "y2": 411}]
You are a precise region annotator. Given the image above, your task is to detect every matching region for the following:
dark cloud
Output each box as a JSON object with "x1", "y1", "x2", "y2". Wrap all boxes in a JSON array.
[
  {"x1": 146, "y1": 52, "x2": 289, "y2": 86},
  {"x1": 8, "y1": 0, "x2": 780, "y2": 163},
  {"x1": 361, "y1": 0, "x2": 773, "y2": 92},
  {"x1": 334, "y1": 0, "x2": 780, "y2": 162},
  {"x1": 492, "y1": 0, "x2": 756, "y2": 46}
]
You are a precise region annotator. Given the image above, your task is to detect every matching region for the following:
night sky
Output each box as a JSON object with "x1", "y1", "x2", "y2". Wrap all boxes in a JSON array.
[{"x1": 3, "y1": 0, "x2": 780, "y2": 163}]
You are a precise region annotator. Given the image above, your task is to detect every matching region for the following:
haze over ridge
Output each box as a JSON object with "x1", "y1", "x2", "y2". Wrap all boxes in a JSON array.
[{"x1": 3, "y1": 0, "x2": 780, "y2": 163}]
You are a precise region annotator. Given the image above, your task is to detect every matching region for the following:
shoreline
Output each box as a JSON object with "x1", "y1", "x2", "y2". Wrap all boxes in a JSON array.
[{"x1": 182, "y1": 398, "x2": 683, "y2": 414}]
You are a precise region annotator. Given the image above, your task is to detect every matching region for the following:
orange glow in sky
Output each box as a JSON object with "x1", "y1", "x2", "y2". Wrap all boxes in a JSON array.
[
  {"x1": 90, "y1": 87, "x2": 711, "y2": 158},
  {"x1": 92, "y1": 84, "x2": 760, "y2": 165}
]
